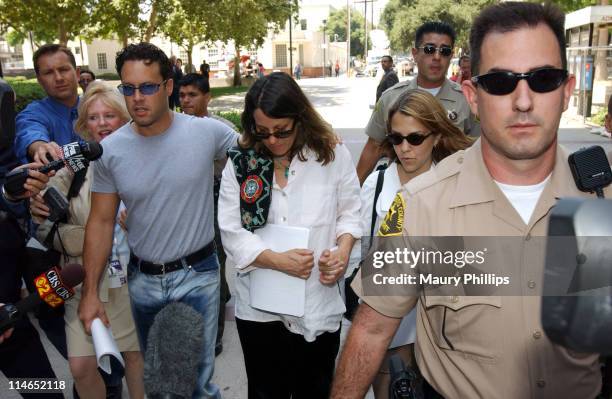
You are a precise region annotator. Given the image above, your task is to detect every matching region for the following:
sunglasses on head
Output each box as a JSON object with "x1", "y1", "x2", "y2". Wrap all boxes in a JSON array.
[
  {"x1": 418, "y1": 45, "x2": 453, "y2": 57},
  {"x1": 254, "y1": 127, "x2": 295, "y2": 141},
  {"x1": 471, "y1": 68, "x2": 568, "y2": 96},
  {"x1": 386, "y1": 131, "x2": 432, "y2": 146},
  {"x1": 117, "y1": 80, "x2": 167, "y2": 96}
]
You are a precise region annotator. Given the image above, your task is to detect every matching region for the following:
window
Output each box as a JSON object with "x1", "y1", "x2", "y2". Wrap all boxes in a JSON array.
[
  {"x1": 74, "y1": 47, "x2": 80, "y2": 55},
  {"x1": 248, "y1": 48, "x2": 258, "y2": 57},
  {"x1": 275, "y1": 44, "x2": 287, "y2": 68},
  {"x1": 97, "y1": 53, "x2": 107, "y2": 70},
  {"x1": 207, "y1": 48, "x2": 219, "y2": 68},
  {"x1": 300, "y1": 19, "x2": 307, "y2": 30},
  {"x1": 179, "y1": 49, "x2": 188, "y2": 62}
]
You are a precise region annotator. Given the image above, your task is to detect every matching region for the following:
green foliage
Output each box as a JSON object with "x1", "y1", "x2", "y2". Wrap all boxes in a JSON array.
[
  {"x1": 549, "y1": 0, "x2": 597, "y2": 13},
  {"x1": 0, "y1": 0, "x2": 91, "y2": 45},
  {"x1": 210, "y1": 86, "x2": 248, "y2": 98},
  {"x1": 216, "y1": 111, "x2": 243, "y2": 132},
  {"x1": 381, "y1": 0, "x2": 495, "y2": 53},
  {"x1": 325, "y1": 7, "x2": 370, "y2": 58},
  {"x1": 5, "y1": 77, "x2": 46, "y2": 113},
  {"x1": 214, "y1": 0, "x2": 296, "y2": 86},
  {"x1": 161, "y1": 0, "x2": 219, "y2": 73},
  {"x1": 588, "y1": 107, "x2": 606, "y2": 126}
]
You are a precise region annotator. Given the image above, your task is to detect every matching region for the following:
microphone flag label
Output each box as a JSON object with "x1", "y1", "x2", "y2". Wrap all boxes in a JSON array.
[
  {"x1": 60, "y1": 142, "x2": 88, "y2": 173},
  {"x1": 34, "y1": 267, "x2": 75, "y2": 308}
]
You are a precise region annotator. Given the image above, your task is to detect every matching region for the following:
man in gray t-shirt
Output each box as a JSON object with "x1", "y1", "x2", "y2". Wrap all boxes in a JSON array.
[{"x1": 78, "y1": 43, "x2": 236, "y2": 399}]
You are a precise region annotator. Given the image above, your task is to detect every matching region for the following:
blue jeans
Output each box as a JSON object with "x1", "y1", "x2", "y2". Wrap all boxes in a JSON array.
[{"x1": 127, "y1": 253, "x2": 221, "y2": 399}]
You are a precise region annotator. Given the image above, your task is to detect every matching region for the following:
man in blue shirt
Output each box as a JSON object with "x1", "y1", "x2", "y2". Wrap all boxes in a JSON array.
[{"x1": 15, "y1": 44, "x2": 81, "y2": 164}]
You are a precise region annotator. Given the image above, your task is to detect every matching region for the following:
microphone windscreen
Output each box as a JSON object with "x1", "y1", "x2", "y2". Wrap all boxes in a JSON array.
[
  {"x1": 81, "y1": 141, "x2": 103, "y2": 161},
  {"x1": 60, "y1": 263, "x2": 85, "y2": 288},
  {"x1": 144, "y1": 302, "x2": 205, "y2": 399}
]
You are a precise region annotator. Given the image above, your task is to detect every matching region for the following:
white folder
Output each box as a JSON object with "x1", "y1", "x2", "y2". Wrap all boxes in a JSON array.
[
  {"x1": 91, "y1": 318, "x2": 125, "y2": 374},
  {"x1": 250, "y1": 224, "x2": 310, "y2": 317}
]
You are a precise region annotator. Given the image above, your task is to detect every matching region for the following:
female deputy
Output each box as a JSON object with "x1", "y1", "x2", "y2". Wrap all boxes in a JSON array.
[
  {"x1": 30, "y1": 82, "x2": 143, "y2": 398},
  {"x1": 218, "y1": 72, "x2": 361, "y2": 398},
  {"x1": 360, "y1": 89, "x2": 473, "y2": 398}
]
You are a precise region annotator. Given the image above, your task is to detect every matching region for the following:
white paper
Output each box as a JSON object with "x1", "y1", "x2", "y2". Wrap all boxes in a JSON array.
[
  {"x1": 91, "y1": 318, "x2": 125, "y2": 374},
  {"x1": 250, "y1": 224, "x2": 310, "y2": 317}
]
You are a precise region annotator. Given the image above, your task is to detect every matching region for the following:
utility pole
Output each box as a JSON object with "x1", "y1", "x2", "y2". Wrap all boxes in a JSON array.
[
  {"x1": 347, "y1": 0, "x2": 351, "y2": 75},
  {"x1": 322, "y1": 19, "x2": 327, "y2": 78},
  {"x1": 354, "y1": 0, "x2": 376, "y2": 60},
  {"x1": 289, "y1": 3, "x2": 293, "y2": 76}
]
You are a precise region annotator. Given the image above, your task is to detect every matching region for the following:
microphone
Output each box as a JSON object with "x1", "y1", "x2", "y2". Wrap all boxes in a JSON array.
[
  {"x1": 3, "y1": 141, "x2": 103, "y2": 197},
  {"x1": 568, "y1": 145, "x2": 612, "y2": 198},
  {"x1": 0, "y1": 263, "x2": 84, "y2": 334},
  {"x1": 144, "y1": 302, "x2": 205, "y2": 399}
]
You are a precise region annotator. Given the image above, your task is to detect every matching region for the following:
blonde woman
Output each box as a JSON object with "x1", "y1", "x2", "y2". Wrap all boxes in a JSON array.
[
  {"x1": 30, "y1": 82, "x2": 143, "y2": 399},
  {"x1": 362, "y1": 89, "x2": 473, "y2": 398}
]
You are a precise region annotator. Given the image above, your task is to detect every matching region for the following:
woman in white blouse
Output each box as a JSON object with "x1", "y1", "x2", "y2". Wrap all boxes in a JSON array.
[
  {"x1": 218, "y1": 72, "x2": 361, "y2": 399},
  {"x1": 360, "y1": 89, "x2": 473, "y2": 398}
]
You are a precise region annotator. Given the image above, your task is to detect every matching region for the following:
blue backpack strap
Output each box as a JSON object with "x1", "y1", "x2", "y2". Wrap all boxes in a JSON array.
[{"x1": 227, "y1": 146, "x2": 274, "y2": 232}]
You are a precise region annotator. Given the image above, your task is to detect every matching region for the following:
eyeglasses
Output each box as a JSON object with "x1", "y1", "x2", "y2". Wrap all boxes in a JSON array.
[
  {"x1": 254, "y1": 126, "x2": 295, "y2": 140},
  {"x1": 471, "y1": 68, "x2": 568, "y2": 96},
  {"x1": 417, "y1": 45, "x2": 453, "y2": 57},
  {"x1": 386, "y1": 131, "x2": 432, "y2": 146},
  {"x1": 117, "y1": 80, "x2": 167, "y2": 96}
]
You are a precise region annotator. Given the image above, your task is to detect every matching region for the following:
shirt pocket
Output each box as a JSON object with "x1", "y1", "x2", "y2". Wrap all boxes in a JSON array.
[
  {"x1": 299, "y1": 184, "x2": 336, "y2": 227},
  {"x1": 423, "y1": 295, "x2": 502, "y2": 363}
]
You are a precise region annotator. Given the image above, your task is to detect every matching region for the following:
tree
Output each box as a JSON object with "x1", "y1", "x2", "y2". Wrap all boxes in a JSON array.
[
  {"x1": 548, "y1": 0, "x2": 597, "y2": 12},
  {"x1": 381, "y1": 0, "x2": 494, "y2": 53},
  {"x1": 325, "y1": 7, "x2": 370, "y2": 58},
  {"x1": 87, "y1": 0, "x2": 171, "y2": 48},
  {"x1": 0, "y1": 0, "x2": 91, "y2": 46},
  {"x1": 161, "y1": 0, "x2": 220, "y2": 73},
  {"x1": 214, "y1": 0, "x2": 296, "y2": 86}
]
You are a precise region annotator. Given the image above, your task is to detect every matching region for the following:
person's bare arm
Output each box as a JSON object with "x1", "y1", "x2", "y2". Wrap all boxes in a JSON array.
[
  {"x1": 356, "y1": 137, "x2": 383, "y2": 185},
  {"x1": 78, "y1": 192, "x2": 120, "y2": 334},
  {"x1": 331, "y1": 302, "x2": 402, "y2": 398}
]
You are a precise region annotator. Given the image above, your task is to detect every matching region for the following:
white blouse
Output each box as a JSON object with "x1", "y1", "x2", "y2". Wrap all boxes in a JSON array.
[
  {"x1": 218, "y1": 144, "x2": 361, "y2": 342},
  {"x1": 357, "y1": 163, "x2": 436, "y2": 348}
]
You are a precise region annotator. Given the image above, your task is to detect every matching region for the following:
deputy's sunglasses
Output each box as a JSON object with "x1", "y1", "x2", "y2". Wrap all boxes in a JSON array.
[
  {"x1": 386, "y1": 131, "x2": 432, "y2": 146},
  {"x1": 417, "y1": 45, "x2": 453, "y2": 57},
  {"x1": 117, "y1": 80, "x2": 167, "y2": 96},
  {"x1": 471, "y1": 68, "x2": 568, "y2": 96},
  {"x1": 254, "y1": 127, "x2": 295, "y2": 140}
]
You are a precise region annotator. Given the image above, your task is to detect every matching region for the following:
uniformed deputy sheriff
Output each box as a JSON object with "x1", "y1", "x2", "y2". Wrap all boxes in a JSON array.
[
  {"x1": 356, "y1": 21, "x2": 479, "y2": 184},
  {"x1": 332, "y1": 3, "x2": 609, "y2": 399}
]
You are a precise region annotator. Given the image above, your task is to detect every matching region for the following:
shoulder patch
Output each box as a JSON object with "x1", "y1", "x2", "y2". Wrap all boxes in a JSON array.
[{"x1": 377, "y1": 193, "x2": 405, "y2": 236}]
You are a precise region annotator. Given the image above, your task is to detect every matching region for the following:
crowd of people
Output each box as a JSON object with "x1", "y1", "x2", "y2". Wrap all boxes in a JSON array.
[{"x1": 1, "y1": 2, "x2": 611, "y2": 399}]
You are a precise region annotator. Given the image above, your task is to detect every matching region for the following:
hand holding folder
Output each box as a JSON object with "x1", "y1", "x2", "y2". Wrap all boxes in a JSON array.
[{"x1": 250, "y1": 224, "x2": 311, "y2": 317}]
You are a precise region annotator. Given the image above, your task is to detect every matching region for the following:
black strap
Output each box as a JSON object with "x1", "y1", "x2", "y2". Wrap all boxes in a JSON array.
[
  {"x1": 369, "y1": 168, "x2": 386, "y2": 246},
  {"x1": 44, "y1": 167, "x2": 88, "y2": 262}
]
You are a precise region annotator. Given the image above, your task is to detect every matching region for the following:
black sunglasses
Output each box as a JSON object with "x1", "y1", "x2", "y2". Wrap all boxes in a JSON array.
[
  {"x1": 254, "y1": 127, "x2": 295, "y2": 140},
  {"x1": 386, "y1": 131, "x2": 432, "y2": 146},
  {"x1": 117, "y1": 80, "x2": 167, "y2": 96},
  {"x1": 417, "y1": 45, "x2": 453, "y2": 57},
  {"x1": 471, "y1": 68, "x2": 568, "y2": 96}
]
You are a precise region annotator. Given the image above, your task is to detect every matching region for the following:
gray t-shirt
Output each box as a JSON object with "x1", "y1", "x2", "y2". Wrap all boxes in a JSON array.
[{"x1": 92, "y1": 112, "x2": 238, "y2": 263}]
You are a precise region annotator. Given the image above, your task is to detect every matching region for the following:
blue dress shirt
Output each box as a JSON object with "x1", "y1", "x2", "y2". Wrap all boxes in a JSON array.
[{"x1": 15, "y1": 96, "x2": 81, "y2": 163}]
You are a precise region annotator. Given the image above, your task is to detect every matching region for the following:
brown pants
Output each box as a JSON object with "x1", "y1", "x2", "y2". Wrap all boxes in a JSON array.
[{"x1": 372, "y1": 344, "x2": 416, "y2": 399}]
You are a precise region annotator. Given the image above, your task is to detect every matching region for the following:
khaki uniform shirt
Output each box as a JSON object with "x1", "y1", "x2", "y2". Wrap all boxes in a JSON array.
[
  {"x1": 352, "y1": 139, "x2": 606, "y2": 399},
  {"x1": 365, "y1": 78, "x2": 479, "y2": 140}
]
